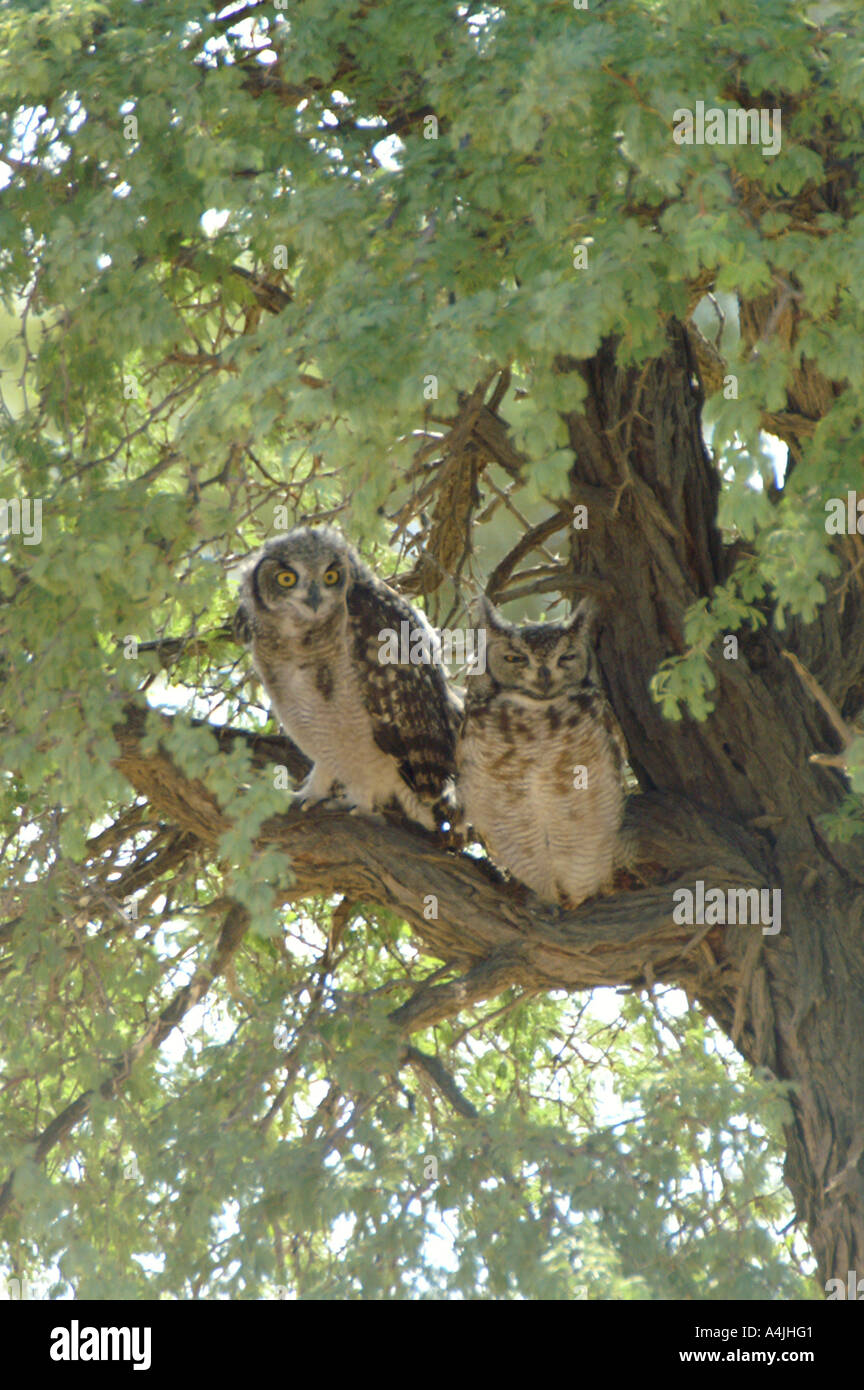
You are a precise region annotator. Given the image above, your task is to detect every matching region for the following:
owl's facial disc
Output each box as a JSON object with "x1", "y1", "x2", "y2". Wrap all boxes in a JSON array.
[
  {"x1": 259, "y1": 553, "x2": 347, "y2": 630},
  {"x1": 488, "y1": 625, "x2": 588, "y2": 697}
]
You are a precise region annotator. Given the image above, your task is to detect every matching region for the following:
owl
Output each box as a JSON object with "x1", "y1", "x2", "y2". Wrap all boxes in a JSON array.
[
  {"x1": 233, "y1": 525, "x2": 460, "y2": 831},
  {"x1": 456, "y1": 595, "x2": 626, "y2": 907}
]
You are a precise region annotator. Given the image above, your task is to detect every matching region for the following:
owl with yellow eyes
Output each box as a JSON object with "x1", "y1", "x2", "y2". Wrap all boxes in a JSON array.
[{"x1": 233, "y1": 525, "x2": 460, "y2": 830}]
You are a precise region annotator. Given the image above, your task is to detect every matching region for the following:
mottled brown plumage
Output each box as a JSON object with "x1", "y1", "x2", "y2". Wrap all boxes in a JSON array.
[
  {"x1": 234, "y1": 525, "x2": 460, "y2": 829},
  {"x1": 456, "y1": 595, "x2": 626, "y2": 906}
]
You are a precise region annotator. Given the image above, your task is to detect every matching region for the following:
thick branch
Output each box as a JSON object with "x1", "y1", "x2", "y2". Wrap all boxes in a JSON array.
[{"x1": 111, "y1": 707, "x2": 768, "y2": 1028}]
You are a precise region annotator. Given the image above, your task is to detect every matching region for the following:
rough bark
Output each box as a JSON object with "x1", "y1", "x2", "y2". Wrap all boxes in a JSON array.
[
  {"x1": 560, "y1": 320, "x2": 864, "y2": 1286},
  {"x1": 111, "y1": 706, "x2": 767, "y2": 1013}
]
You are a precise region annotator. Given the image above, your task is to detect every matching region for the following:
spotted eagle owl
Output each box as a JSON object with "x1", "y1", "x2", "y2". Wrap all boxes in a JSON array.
[
  {"x1": 456, "y1": 595, "x2": 626, "y2": 907},
  {"x1": 233, "y1": 525, "x2": 459, "y2": 830}
]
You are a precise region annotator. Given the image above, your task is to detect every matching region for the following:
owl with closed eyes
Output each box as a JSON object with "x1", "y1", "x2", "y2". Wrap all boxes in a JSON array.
[
  {"x1": 456, "y1": 595, "x2": 627, "y2": 907},
  {"x1": 233, "y1": 525, "x2": 460, "y2": 831}
]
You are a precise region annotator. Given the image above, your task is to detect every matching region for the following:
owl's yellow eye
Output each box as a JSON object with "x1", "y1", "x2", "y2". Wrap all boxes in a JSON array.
[
  {"x1": 275, "y1": 569, "x2": 298, "y2": 589},
  {"x1": 323, "y1": 566, "x2": 341, "y2": 586},
  {"x1": 503, "y1": 653, "x2": 528, "y2": 664}
]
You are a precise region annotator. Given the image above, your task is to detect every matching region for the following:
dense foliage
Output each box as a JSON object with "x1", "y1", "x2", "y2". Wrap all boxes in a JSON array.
[{"x1": 3, "y1": 0, "x2": 861, "y2": 1297}]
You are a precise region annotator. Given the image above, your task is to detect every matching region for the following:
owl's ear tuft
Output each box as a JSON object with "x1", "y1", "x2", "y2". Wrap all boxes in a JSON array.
[
  {"x1": 474, "y1": 592, "x2": 509, "y2": 632},
  {"x1": 566, "y1": 596, "x2": 597, "y2": 635},
  {"x1": 233, "y1": 602, "x2": 253, "y2": 646}
]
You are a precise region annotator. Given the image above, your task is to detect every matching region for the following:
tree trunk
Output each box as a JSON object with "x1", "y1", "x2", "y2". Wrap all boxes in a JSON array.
[{"x1": 565, "y1": 320, "x2": 864, "y2": 1285}]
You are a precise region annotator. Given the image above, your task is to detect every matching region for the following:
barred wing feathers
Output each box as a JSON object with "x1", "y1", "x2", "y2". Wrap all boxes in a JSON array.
[{"x1": 347, "y1": 576, "x2": 459, "y2": 803}]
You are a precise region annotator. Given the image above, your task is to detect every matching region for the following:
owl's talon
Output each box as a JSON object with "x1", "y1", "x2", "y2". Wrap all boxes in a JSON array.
[
  {"x1": 318, "y1": 795, "x2": 358, "y2": 813},
  {"x1": 292, "y1": 793, "x2": 356, "y2": 814}
]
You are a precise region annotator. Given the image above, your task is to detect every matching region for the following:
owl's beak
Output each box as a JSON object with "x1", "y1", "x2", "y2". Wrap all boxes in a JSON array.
[
  {"x1": 304, "y1": 583, "x2": 322, "y2": 611},
  {"x1": 537, "y1": 665, "x2": 551, "y2": 691}
]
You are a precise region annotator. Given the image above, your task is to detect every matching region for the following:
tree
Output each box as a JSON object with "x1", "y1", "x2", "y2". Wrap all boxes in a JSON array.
[{"x1": 0, "y1": 0, "x2": 861, "y2": 1299}]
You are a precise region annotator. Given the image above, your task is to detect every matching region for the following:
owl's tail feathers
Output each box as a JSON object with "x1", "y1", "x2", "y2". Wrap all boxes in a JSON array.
[{"x1": 431, "y1": 780, "x2": 466, "y2": 844}]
